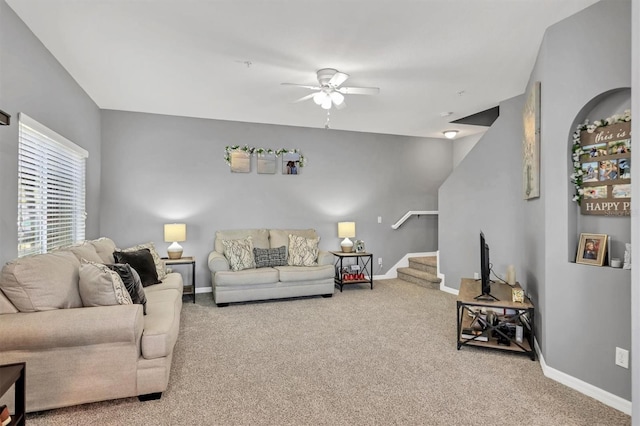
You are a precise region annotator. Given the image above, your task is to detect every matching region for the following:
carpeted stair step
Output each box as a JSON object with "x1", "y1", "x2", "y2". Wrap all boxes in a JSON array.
[
  {"x1": 408, "y1": 256, "x2": 437, "y2": 274},
  {"x1": 397, "y1": 266, "x2": 441, "y2": 289}
]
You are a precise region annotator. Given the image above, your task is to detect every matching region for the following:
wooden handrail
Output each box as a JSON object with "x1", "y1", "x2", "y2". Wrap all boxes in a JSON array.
[{"x1": 391, "y1": 210, "x2": 439, "y2": 229}]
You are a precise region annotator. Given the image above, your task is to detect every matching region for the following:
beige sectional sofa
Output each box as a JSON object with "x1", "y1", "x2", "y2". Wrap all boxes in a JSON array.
[
  {"x1": 208, "y1": 229, "x2": 335, "y2": 306},
  {"x1": 0, "y1": 238, "x2": 182, "y2": 413}
]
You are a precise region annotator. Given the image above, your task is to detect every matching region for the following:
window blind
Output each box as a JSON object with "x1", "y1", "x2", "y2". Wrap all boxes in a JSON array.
[{"x1": 18, "y1": 113, "x2": 89, "y2": 257}]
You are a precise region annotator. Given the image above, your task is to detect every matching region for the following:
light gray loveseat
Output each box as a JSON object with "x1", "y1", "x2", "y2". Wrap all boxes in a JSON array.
[
  {"x1": 208, "y1": 229, "x2": 335, "y2": 306},
  {"x1": 0, "y1": 238, "x2": 182, "y2": 413}
]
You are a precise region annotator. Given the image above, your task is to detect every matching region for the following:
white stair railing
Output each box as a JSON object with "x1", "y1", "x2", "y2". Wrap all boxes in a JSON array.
[{"x1": 391, "y1": 210, "x2": 438, "y2": 229}]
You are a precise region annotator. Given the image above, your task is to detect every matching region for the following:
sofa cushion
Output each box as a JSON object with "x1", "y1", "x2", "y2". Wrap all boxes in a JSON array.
[
  {"x1": 269, "y1": 229, "x2": 318, "y2": 253},
  {"x1": 0, "y1": 290, "x2": 18, "y2": 314},
  {"x1": 113, "y1": 249, "x2": 161, "y2": 287},
  {"x1": 106, "y1": 263, "x2": 147, "y2": 314},
  {"x1": 288, "y1": 234, "x2": 319, "y2": 266},
  {"x1": 275, "y1": 265, "x2": 335, "y2": 282},
  {"x1": 89, "y1": 237, "x2": 117, "y2": 264},
  {"x1": 215, "y1": 229, "x2": 269, "y2": 253},
  {"x1": 142, "y1": 289, "x2": 181, "y2": 359},
  {"x1": 66, "y1": 242, "x2": 104, "y2": 263},
  {"x1": 214, "y1": 267, "x2": 279, "y2": 287},
  {"x1": 120, "y1": 242, "x2": 167, "y2": 281},
  {"x1": 253, "y1": 246, "x2": 287, "y2": 268},
  {"x1": 222, "y1": 237, "x2": 256, "y2": 271},
  {"x1": 0, "y1": 250, "x2": 82, "y2": 312},
  {"x1": 79, "y1": 261, "x2": 133, "y2": 307},
  {"x1": 144, "y1": 272, "x2": 184, "y2": 295}
]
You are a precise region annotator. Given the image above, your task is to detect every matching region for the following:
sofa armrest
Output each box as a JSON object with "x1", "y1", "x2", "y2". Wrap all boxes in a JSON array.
[
  {"x1": 208, "y1": 251, "x2": 230, "y2": 272},
  {"x1": 0, "y1": 304, "x2": 144, "y2": 352},
  {"x1": 317, "y1": 250, "x2": 334, "y2": 266}
]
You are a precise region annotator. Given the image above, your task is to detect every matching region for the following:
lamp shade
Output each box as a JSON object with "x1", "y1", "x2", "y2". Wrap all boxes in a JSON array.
[
  {"x1": 164, "y1": 223, "x2": 186, "y2": 242},
  {"x1": 338, "y1": 222, "x2": 355, "y2": 238}
]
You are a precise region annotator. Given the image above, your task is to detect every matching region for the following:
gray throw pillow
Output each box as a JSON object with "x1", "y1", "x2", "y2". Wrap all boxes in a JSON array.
[
  {"x1": 253, "y1": 246, "x2": 287, "y2": 268},
  {"x1": 106, "y1": 263, "x2": 147, "y2": 315}
]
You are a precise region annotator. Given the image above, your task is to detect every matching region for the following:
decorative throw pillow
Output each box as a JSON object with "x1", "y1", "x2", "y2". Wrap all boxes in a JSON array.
[
  {"x1": 253, "y1": 246, "x2": 287, "y2": 268},
  {"x1": 79, "y1": 260, "x2": 133, "y2": 307},
  {"x1": 113, "y1": 249, "x2": 161, "y2": 287},
  {"x1": 222, "y1": 237, "x2": 256, "y2": 271},
  {"x1": 287, "y1": 234, "x2": 319, "y2": 266},
  {"x1": 120, "y1": 242, "x2": 167, "y2": 281},
  {"x1": 106, "y1": 263, "x2": 147, "y2": 314}
]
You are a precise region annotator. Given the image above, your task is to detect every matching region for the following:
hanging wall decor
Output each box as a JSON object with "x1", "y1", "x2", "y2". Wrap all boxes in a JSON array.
[
  {"x1": 570, "y1": 110, "x2": 631, "y2": 216},
  {"x1": 224, "y1": 146, "x2": 305, "y2": 174},
  {"x1": 522, "y1": 81, "x2": 541, "y2": 200}
]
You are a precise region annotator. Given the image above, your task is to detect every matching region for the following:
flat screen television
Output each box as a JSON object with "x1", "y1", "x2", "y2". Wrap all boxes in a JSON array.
[{"x1": 477, "y1": 231, "x2": 498, "y2": 301}]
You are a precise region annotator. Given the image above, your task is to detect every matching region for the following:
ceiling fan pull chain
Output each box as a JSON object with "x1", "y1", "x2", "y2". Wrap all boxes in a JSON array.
[{"x1": 325, "y1": 111, "x2": 331, "y2": 129}]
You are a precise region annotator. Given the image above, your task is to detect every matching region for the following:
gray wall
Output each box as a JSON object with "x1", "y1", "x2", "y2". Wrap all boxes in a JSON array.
[
  {"x1": 452, "y1": 133, "x2": 482, "y2": 169},
  {"x1": 0, "y1": 1, "x2": 102, "y2": 265},
  {"x1": 100, "y1": 110, "x2": 452, "y2": 289},
  {"x1": 439, "y1": 0, "x2": 632, "y2": 401},
  {"x1": 438, "y1": 94, "x2": 525, "y2": 292}
]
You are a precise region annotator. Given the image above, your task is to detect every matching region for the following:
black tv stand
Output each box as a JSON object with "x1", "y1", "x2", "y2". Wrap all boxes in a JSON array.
[{"x1": 474, "y1": 293, "x2": 499, "y2": 301}]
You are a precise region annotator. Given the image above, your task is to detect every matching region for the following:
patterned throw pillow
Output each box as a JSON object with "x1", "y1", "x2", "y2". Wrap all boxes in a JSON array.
[
  {"x1": 79, "y1": 260, "x2": 133, "y2": 307},
  {"x1": 106, "y1": 263, "x2": 147, "y2": 315},
  {"x1": 120, "y1": 242, "x2": 167, "y2": 281},
  {"x1": 253, "y1": 246, "x2": 287, "y2": 268},
  {"x1": 222, "y1": 237, "x2": 256, "y2": 271},
  {"x1": 287, "y1": 234, "x2": 319, "y2": 266}
]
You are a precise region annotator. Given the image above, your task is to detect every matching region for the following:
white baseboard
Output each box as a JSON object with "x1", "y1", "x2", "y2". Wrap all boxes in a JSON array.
[
  {"x1": 195, "y1": 286, "x2": 212, "y2": 294},
  {"x1": 534, "y1": 339, "x2": 631, "y2": 415}
]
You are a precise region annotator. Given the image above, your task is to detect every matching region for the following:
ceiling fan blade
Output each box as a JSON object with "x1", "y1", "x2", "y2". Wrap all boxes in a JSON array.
[
  {"x1": 281, "y1": 83, "x2": 322, "y2": 90},
  {"x1": 335, "y1": 99, "x2": 347, "y2": 110},
  {"x1": 328, "y1": 72, "x2": 349, "y2": 88},
  {"x1": 293, "y1": 93, "x2": 316, "y2": 103},
  {"x1": 337, "y1": 86, "x2": 380, "y2": 95}
]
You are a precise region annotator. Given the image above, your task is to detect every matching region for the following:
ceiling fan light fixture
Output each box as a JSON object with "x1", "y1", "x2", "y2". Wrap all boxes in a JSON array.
[
  {"x1": 443, "y1": 130, "x2": 459, "y2": 139},
  {"x1": 330, "y1": 91, "x2": 344, "y2": 106},
  {"x1": 321, "y1": 97, "x2": 333, "y2": 110},
  {"x1": 313, "y1": 92, "x2": 326, "y2": 105}
]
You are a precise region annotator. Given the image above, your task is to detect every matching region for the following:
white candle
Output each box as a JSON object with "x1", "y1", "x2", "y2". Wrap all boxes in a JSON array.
[{"x1": 506, "y1": 265, "x2": 516, "y2": 285}]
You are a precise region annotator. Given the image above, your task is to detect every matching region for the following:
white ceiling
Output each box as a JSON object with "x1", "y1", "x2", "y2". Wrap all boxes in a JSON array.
[{"x1": 6, "y1": 0, "x2": 599, "y2": 138}]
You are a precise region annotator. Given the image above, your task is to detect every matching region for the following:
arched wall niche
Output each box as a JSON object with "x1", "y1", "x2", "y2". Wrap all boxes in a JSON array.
[{"x1": 567, "y1": 87, "x2": 631, "y2": 263}]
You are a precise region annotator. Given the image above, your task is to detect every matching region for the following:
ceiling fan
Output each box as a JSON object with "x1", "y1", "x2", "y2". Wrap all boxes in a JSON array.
[{"x1": 282, "y1": 68, "x2": 380, "y2": 110}]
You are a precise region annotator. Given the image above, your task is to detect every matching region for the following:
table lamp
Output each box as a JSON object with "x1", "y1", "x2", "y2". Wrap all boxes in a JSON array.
[
  {"x1": 164, "y1": 223, "x2": 186, "y2": 259},
  {"x1": 338, "y1": 222, "x2": 355, "y2": 253}
]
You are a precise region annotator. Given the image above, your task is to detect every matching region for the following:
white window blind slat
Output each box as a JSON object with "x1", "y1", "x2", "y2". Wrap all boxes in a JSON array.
[{"x1": 17, "y1": 113, "x2": 88, "y2": 257}]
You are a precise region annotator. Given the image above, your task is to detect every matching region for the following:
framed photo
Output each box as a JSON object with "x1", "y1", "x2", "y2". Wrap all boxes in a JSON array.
[
  {"x1": 522, "y1": 81, "x2": 541, "y2": 200},
  {"x1": 576, "y1": 233, "x2": 608, "y2": 266},
  {"x1": 354, "y1": 240, "x2": 365, "y2": 253},
  {"x1": 230, "y1": 151, "x2": 251, "y2": 173},
  {"x1": 257, "y1": 153, "x2": 276, "y2": 174},
  {"x1": 282, "y1": 152, "x2": 300, "y2": 175}
]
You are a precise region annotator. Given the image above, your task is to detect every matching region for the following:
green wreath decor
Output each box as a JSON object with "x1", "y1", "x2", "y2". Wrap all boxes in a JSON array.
[{"x1": 570, "y1": 109, "x2": 631, "y2": 205}]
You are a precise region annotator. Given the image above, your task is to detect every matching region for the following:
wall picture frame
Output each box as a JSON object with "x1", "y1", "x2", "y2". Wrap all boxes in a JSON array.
[
  {"x1": 230, "y1": 151, "x2": 251, "y2": 173},
  {"x1": 354, "y1": 239, "x2": 365, "y2": 253},
  {"x1": 522, "y1": 81, "x2": 541, "y2": 200},
  {"x1": 576, "y1": 233, "x2": 608, "y2": 266},
  {"x1": 257, "y1": 153, "x2": 277, "y2": 174},
  {"x1": 282, "y1": 152, "x2": 300, "y2": 175}
]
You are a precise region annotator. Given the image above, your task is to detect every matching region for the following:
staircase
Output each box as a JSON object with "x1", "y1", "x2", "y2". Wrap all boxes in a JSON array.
[{"x1": 397, "y1": 256, "x2": 441, "y2": 289}]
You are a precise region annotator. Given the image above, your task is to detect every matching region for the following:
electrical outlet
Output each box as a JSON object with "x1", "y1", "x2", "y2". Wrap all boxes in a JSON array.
[
  {"x1": 615, "y1": 347, "x2": 629, "y2": 368},
  {"x1": 473, "y1": 272, "x2": 479, "y2": 280},
  {"x1": 378, "y1": 216, "x2": 382, "y2": 224},
  {"x1": 378, "y1": 257, "x2": 383, "y2": 266}
]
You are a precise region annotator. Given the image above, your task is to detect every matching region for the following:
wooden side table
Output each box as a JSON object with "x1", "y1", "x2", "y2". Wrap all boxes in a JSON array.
[
  {"x1": 456, "y1": 278, "x2": 535, "y2": 360},
  {"x1": 0, "y1": 362, "x2": 26, "y2": 426},
  {"x1": 330, "y1": 251, "x2": 373, "y2": 292},
  {"x1": 163, "y1": 257, "x2": 196, "y2": 303}
]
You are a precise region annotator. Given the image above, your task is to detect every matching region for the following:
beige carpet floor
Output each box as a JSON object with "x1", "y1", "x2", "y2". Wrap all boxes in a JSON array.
[{"x1": 27, "y1": 279, "x2": 630, "y2": 425}]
